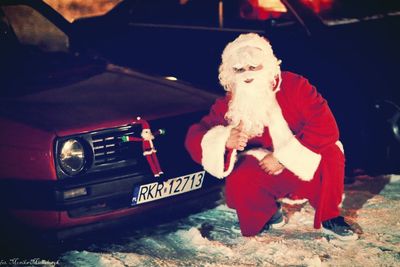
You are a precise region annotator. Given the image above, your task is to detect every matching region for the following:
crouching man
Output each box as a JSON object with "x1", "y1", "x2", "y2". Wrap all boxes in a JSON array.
[{"x1": 185, "y1": 33, "x2": 357, "y2": 241}]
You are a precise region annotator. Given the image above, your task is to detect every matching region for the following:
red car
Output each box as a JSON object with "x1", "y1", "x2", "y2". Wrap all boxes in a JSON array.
[{"x1": 0, "y1": 1, "x2": 223, "y2": 238}]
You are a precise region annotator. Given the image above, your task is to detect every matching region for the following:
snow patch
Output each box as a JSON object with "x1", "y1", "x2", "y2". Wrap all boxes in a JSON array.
[
  {"x1": 54, "y1": 174, "x2": 400, "y2": 266},
  {"x1": 390, "y1": 174, "x2": 400, "y2": 183},
  {"x1": 175, "y1": 227, "x2": 234, "y2": 257}
]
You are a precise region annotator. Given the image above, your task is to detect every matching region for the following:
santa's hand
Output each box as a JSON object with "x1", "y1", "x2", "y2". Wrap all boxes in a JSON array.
[
  {"x1": 226, "y1": 121, "x2": 248, "y2": 151},
  {"x1": 259, "y1": 154, "x2": 285, "y2": 175}
]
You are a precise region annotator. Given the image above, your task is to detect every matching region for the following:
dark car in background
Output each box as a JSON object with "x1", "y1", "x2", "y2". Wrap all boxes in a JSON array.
[
  {"x1": 72, "y1": 0, "x2": 400, "y2": 175},
  {"x1": 0, "y1": 0, "x2": 224, "y2": 238}
]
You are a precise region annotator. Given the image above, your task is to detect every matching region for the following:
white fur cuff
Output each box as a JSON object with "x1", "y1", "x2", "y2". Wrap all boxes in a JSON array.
[
  {"x1": 274, "y1": 137, "x2": 321, "y2": 181},
  {"x1": 242, "y1": 147, "x2": 270, "y2": 161},
  {"x1": 242, "y1": 147, "x2": 283, "y2": 175},
  {"x1": 201, "y1": 125, "x2": 237, "y2": 179}
]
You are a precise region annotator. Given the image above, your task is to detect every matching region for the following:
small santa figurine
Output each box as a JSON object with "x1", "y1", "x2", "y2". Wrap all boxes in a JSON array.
[{"x1": 122, "y1": 117, "x2": 164, "y2": 177}]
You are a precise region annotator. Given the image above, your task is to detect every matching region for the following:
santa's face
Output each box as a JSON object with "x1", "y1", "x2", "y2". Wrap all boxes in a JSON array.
[
  {"x1": 141, "y1": 129, "x2": 154, "y2": 140},
  {"x1": 232, "y1": 64, "x2": 263, "y2": 84}
]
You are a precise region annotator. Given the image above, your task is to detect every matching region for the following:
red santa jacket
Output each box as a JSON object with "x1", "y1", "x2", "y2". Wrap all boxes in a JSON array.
[{"x1": 185, "y1": 71, "x2": 343, "y2": 181}]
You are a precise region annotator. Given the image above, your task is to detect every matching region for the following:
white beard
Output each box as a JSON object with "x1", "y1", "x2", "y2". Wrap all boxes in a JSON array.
[{"x1": 225, "y1": 69, "x2": 278, "y2": 137}]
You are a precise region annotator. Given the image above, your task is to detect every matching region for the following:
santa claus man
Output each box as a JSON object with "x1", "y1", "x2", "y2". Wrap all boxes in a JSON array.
[{"x1": 185, "y1": 33, "x2": 358, "y2": 240}]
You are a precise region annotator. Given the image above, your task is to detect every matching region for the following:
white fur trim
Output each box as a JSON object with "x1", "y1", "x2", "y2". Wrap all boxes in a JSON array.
[
  {"x1": 241, "y1": 147, "x2": 283, "y2": 175},
  {"x1": 280, "y1": 198, "x2": 308, "y2": 205},
  {"x1": 241, "y1": 147, "x2": 271, "y2": 161},
  {"x1": 338, "y1": 193, "x2": 345, "y2": 208},
  {"x1": 262, "y1": 102, "x2": 321, "y2": 181},
  {"x1": 201, "y1": 125, "x2": 237, "y2": 179},
  {"x1": 274, "y1": 137, "x2": 321, "y2": 181},
  {"x1": 336, "y1": 140, "x2": 344, "y2": 154},
  {"x1": 266, "y1": 104, "x2": 294, "y2": 148}
]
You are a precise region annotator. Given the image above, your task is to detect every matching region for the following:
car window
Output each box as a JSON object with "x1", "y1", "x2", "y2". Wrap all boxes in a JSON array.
[
  {"x1": 115, "y1": 0, "x2": 299, "y2": 32},
  {"x1": 124, "y1": 0, "x2": 220, "y2": 27},
  {"x1": 300, "y1": 0, "x2": 400, "y2": 25},
  {"x1": 225, "y1": 0, "x2": 296, "y2": 29},
  {"x1": 1, "y1": 5, "x2": 69, "y2": 52}
]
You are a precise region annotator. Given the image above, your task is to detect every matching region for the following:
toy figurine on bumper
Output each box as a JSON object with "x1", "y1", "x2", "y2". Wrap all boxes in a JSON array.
[
  {"x1": 122, "y1": 117, "x2": 164, "y2": 177},
  {"x1": 185, "y1": 33, "x2": 358, "y2": 240}
]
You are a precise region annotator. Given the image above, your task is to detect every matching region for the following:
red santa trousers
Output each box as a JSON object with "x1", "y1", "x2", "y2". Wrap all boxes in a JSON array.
[{"x1": 225, "y1": 144, "x2": 345, "y2": 237}]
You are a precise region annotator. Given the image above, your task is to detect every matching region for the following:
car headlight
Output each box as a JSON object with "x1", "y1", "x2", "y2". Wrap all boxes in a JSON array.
[{"x1": 58, "y1": 139, "x2": 86, "y2": 176}]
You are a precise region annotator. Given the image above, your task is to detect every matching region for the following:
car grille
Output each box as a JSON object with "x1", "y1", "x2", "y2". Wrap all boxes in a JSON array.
[{"x1": 90, "y1": 124, "x2": 143, "y2": 167}]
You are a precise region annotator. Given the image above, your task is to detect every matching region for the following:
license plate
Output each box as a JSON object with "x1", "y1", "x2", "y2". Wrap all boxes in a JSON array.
[{"x1": 131, "y1": 171, "x2": 205, "y2": 206}]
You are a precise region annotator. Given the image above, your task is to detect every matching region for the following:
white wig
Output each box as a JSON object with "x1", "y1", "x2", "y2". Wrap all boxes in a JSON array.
[{"x1": 218, "y1": 33, "x2": 282, "y2": 91}]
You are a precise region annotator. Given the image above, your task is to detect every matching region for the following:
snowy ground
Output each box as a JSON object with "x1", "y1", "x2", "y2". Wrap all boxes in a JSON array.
[
  {"x1": 55, "y1": 174, "x2": 400, "y2": 267},
  {"x1": 54, "y1": 175, "x2": 400, "y2": 266}
]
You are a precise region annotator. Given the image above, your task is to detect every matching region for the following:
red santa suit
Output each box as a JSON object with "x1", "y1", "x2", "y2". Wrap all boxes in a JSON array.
[{"x1": 185, "y1": 71, "x2": 345, "y2": 236}]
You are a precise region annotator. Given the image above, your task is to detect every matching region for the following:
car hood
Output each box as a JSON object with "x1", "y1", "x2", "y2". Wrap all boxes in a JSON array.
[{"x1": 0, "y1": 65, "x2": 218, "y2": 137}]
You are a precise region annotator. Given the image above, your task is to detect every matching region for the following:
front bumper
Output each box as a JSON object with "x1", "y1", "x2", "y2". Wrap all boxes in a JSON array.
[{"x1": 0, "y1": 168, "x2": 224, "y2": 231}]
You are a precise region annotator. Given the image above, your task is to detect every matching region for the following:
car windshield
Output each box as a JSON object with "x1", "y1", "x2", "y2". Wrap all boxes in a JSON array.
[
  {"x1": 0, "y1": 4, "x2": 105, "y2": 97},
  {"x1": 43, "y1": 0, "x2": 122, "y2": 22},
  {"x1": 302, "y1": 0, "x2": 400, "y2": 25}
]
